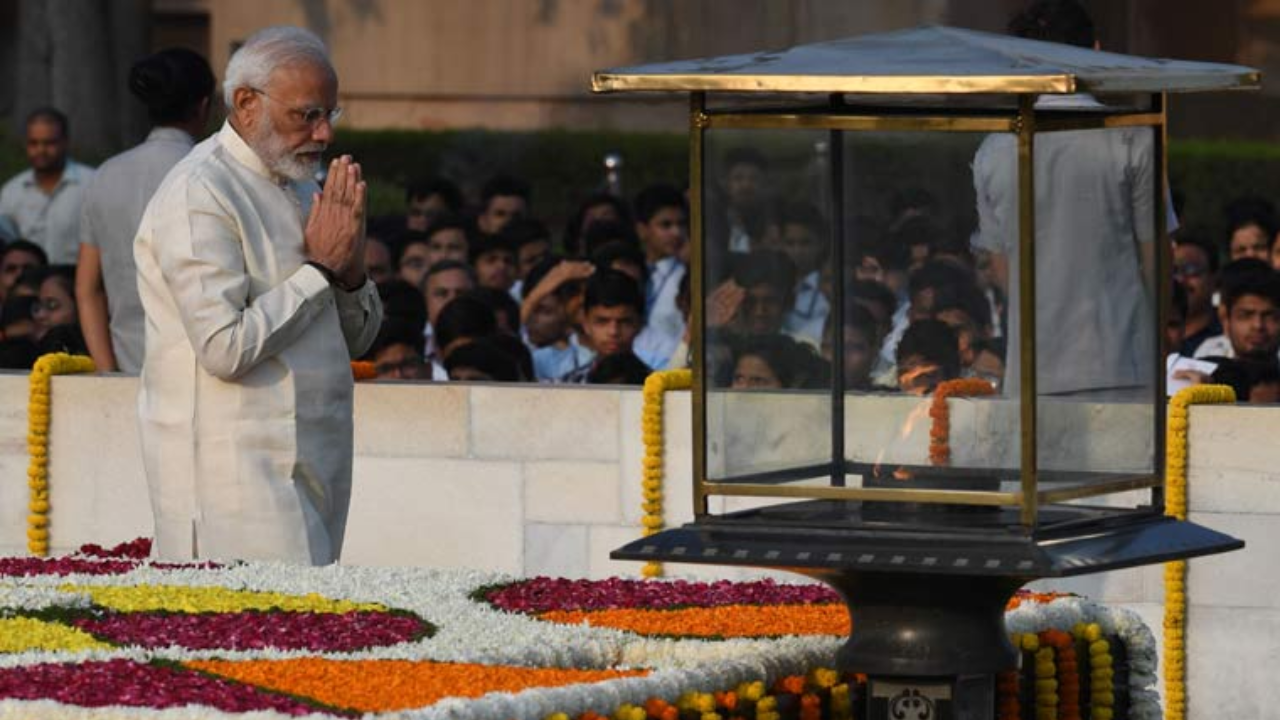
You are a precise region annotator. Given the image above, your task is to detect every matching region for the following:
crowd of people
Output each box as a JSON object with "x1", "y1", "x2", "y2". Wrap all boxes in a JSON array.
[{"x1": 0, "y1": 4, "x2": 1277, "y2": 405}]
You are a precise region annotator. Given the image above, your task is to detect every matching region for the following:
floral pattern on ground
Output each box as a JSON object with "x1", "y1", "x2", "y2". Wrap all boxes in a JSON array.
[
  {"x1": 483, "y1": 577, "x2": 839, "y2": 613},
  {"x1": 0, "y1": 659, "x2": 327, "y2": 715},
  {"x1": 537, "y1": 604, "x2": 850, "y2": 638},
  {"x1": 70, "y1": 609, "x2": 432, "y2": 652},
  {"x1": 187, "y1": 658, "x2": 650, "y2": 714}
]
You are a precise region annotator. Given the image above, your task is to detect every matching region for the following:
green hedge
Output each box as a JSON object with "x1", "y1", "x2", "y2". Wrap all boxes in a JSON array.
[
  {"x1": 328, "y1": 129, "x2": 688, "y2": 228},
  {"x1": 2, "y1": 127, "x2": 1278, "y2": 253}
]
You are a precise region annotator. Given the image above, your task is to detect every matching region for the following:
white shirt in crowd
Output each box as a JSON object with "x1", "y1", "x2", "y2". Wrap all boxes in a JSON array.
[
  {"x1": 81, "y1": 127, "x2": 196, "y2": 373},
  {"x1": 533, "y1": 333, "x2": 593, "y2": 382},
  {"x1": 0, "y1": 159, "x2": 96, "y2": 264},
  {"x1": 134, "y1": 122, "x2": 382, "y2": 564},
  {"x1": 782, "y1": 270, "x2": 830, "y2": 348},
  {"x1": 633, "y1": 256, "x2": 685, "y2": 370}
]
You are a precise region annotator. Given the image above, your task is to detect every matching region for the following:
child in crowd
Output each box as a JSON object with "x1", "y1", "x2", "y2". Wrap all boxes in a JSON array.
[{"x1": 561, "y1": 269, "x2": 646, "y2": 383}]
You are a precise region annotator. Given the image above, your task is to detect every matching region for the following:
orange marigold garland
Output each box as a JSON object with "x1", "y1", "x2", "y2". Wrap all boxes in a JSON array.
[
  {"x1": 927, "y1": 378, "x2": 996, "y2": 466},
  {"x1": 1163, "y1": 384, "x2": 1234, "y2": 720},
  {"x1": 1041, "y1": 629, "x2": 1081, "y2": 720},
  {"x1": 639, "y1": 369, "x2": 692, "y2": 578},
  {"x1": 26, "y1": 352, "x2": 96, "y2": 556},
  {"x1": 351, "y1": 360, "x2": 377, "y2": 381}
]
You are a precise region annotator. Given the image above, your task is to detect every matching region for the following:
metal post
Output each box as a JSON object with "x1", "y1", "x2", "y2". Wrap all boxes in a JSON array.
[
  {"x1": 830, "y1": 94, "x2": 847, "y2": 486},
  {"x1": 690, "y1": 92, "x2": 710, "y2": 517},
  {"x1": 1153, "y1": 92, "x2": 1169, "y2": 513},
  {"x1": 1016, "y1": 95, "x2": 1039, "y2": 528}
]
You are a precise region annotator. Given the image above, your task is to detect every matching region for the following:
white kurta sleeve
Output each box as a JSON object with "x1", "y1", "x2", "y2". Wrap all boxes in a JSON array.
[
  {"x1": 150, "y1": 175, "x2": 336, "y2": 381},
  {"x1": 334, "y1": 278, "x2": 382, "y2": 358},
  {"x1": 972, "y1": 135, "x2": 1014, "y2": 255}
]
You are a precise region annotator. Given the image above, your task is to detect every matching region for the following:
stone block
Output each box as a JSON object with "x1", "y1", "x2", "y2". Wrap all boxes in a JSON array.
[
  {"x1": 470, "y1": 386, "x2": 619, "y2": 461},
  {"x1": 0, "y1": 454, "x2": 29, "y2": 551},
  {"x1": 1185, "y1": 511, "x2": 1280, "y2": 609},
  {"x1": 525, "y1": 461, "x2": 621, "y2": 524},
  {"x1": 47, "y1": 376, "x2": 152, "y2": 550},
  {"x1": 587, "y1": 524, "x2": 650, "y2": 579},
  {"x1": 524, "y1": 523, "x2": 589, "y2": 578},
  {"x1": 354, "y1": 383, "x2": 469, "y2": 458},
  {"x1": 342, "y1": 457, "x2": 522, "y2": 572},
  {"x1": 1186, "y1": 606, "x2": 1280, "y2": 719}
]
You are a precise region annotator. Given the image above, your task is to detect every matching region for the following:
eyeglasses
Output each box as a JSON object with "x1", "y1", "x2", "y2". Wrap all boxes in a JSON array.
[
  {"x1": 375, "y1": 355, "x2": 424, "y2": 377},
  {"x1": 31, "y1": 298, "x2": 62, "y2": 317},
  {"x1": 251, "y1": 88, "x2": 343, "y2": 127},
  {"x1": 1173, "y1": 262, "x2": 1207, "y2": 279}
]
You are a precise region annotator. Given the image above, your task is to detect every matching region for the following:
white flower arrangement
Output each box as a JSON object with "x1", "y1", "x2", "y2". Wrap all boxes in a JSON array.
[{"x1": 0, "y1": 559, "x2": 1159, "y2": 720}]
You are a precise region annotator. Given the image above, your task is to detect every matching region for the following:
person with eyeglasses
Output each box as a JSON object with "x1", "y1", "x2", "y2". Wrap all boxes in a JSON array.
[
  {"x1": 133, "y1": 26, "x2": 382, "y2": 565},
  {"x1": 1172, "y1": 235, "x2": 1221, "y2": 356}
]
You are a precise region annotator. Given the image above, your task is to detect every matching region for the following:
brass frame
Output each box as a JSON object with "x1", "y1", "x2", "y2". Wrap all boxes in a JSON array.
[{"x1": 690, "y1": 94, "x2": 1169, "y2": 529}]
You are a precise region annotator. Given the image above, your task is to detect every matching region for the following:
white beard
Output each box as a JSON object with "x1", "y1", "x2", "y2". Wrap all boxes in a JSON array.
[{"x1": 247, "y1": 114, "x2": 325, "y2": 182}]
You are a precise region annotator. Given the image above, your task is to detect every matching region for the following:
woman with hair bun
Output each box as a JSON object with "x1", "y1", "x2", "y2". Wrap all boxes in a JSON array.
[{"x1": 76, "y1": 48, "x2": 215, "y2": 372}]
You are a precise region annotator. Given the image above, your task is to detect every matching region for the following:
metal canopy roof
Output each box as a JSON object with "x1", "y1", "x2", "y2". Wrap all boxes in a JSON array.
[{"x1": 591, "y1": 25, "x2": 1260, "y2": 96}]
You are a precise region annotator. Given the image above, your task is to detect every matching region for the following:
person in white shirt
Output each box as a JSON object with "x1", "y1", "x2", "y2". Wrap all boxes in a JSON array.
[
  {"x1": 77, "y1": 48, "x2": 215, "y2": 373},
  {"x1": 1193, "y1": 262, "x2": 1280, "y2": 363},
  {"x1": 0, "y1": 108, "x2": 95, "y2": 264},
  {"x1": 631, "y1": 184, "x2": 688, "y2": 370},
  {"x1": 134, "y1": 26, "x2": 382, "y2": 564},
  {"x1": 775, "y1": 202, "x2": 831, "y2": 348}
]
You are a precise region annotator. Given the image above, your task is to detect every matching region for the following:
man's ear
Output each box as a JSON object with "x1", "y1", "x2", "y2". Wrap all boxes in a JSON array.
[
  {"x1": 1218, "y1": 301, "x2": 1229, "y2": 327},
  {"x1": 230, "y1": 86, "x2": 259, "y2": 125}
]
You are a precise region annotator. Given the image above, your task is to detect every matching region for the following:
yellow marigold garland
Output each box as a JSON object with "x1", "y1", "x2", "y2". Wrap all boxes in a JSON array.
[
  {"x1": 1163, "y1": 384, "x2": 1234, "y2": 720},
  {"x1": 639, "y1": 369, "x2": 692, "y2": 578},
  {"x1": 928, "y1": 378, "x2": 996, "y2": 466},
  {"x1": 27, "y1": 353, "x2": 95, "y2": 557}
]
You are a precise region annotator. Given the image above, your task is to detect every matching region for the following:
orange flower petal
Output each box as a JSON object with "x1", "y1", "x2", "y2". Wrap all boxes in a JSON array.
[{"x1": 185, "y1": 658, "x2": 648, "y2": 713}]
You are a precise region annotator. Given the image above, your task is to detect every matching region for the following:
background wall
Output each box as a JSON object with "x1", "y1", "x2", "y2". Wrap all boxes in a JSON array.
[{"x1": 1, "y1": 0, "x2": 1278, "y2": 158}]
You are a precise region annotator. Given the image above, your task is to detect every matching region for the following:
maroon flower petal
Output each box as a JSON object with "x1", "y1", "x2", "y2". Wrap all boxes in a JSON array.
[
  {"x1": 0, "y1": 659, "x2": 326, "y2": 715},
  {"x1": 484, "y1": 577, "x2": 840, "y2": 614},
  {"x1": 72, "y1": 611, "x2": 431, "y2": 652}
]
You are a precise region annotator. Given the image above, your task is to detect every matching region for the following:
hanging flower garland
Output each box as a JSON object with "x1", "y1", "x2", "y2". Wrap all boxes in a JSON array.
[
  {"x1": 1075, "y1": 622, "x2": 1115, "y2": 720},
  {"x1": 1163, "y1": 383, "x2": 1234, "y2": 720},
  {"x1": 26, "y1": 352, "x2": 95, "y2": 557},
  {"x1": 1041, "y1": 628, "x2": 1081, "y2": 720},
  {"x1": 351, "y1": 360, "x2": 377, "y2": 381},
  {"x1": 639, "y1": 369, "x2": 692, "y2": 578},
  {"x1": 928, "y1": 378, "x2": 996, "y2": 466}
]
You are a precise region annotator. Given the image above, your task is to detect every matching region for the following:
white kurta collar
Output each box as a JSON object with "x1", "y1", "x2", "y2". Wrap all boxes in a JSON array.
[{"x1": 218, "y1": 121, "x2": 282, "y2": 183}]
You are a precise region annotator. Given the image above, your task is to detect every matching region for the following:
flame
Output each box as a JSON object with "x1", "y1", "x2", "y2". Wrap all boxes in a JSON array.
[{"x1": 869, "y1": 397, "x2": 933, "y2": 482}]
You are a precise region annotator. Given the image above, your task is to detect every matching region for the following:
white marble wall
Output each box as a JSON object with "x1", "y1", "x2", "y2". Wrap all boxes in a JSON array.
[{"x1": 0, "y1": 374, "x2": 1274, "y2": 716}]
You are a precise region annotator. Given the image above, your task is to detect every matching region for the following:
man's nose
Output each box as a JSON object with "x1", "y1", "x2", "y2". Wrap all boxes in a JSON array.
[{"x1": 312, "y1": 121, "x2": 334, "y2": 144}]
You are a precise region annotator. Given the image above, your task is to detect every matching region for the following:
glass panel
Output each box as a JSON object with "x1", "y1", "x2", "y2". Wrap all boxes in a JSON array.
[
  {"x1": 1025, "y1": 125, "x2": 1160, "y2": 491},
  {"x1": 840, "y1": 130, "x2": 1018, "y2": 492},
  {"x1": 702, "y1": 128, "x2": 834, "y2": 482}
]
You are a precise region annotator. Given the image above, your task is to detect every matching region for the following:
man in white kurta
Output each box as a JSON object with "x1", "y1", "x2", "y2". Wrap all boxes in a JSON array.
[
  {"x1": 134, "y1": 27, "x2": 381, "y2": 564},
  {"x1": 972, "y1": 94, "x2": 1161, "y2": 396}
]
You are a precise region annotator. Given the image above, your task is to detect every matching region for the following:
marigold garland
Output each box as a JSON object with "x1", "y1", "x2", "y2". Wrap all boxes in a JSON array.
[
  {"x1": 1163, "y1": 384, "x2": 1234, "y2": 720},
  {"x1": 927, "y1": 378, "x2": 996, "y2": 466},
  {"x1": 639, "y1": 369, "x2": 692, "y2": 578},
  {"x1": 536, "y1": 603, "x2": 849, "y2": 638},
  {"x1": 1041, "y1": 629, "x2": 1080, "y2": 720},
  {"x1": 26, "y1": 352, "x2": 95, "y2": 556},
  {"x1": 351, "y1": 360, "x2": 377, "y2": 381}
]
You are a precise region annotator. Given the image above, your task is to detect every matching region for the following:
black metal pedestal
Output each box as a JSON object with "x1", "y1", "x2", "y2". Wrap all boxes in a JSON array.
[{"x1": 612, "y1": 499, "x2": 1243, "y2": 720}]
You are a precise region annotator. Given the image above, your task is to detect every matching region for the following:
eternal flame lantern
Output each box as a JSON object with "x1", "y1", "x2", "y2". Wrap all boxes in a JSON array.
[{"x1": 596, "y1": 26, "x2": 1257, "y2": 720}]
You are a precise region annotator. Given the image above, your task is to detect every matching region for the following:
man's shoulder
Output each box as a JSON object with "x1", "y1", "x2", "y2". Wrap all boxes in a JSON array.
[{"x1": 0, "y1": 169, "x2": 33, "y2": 197}]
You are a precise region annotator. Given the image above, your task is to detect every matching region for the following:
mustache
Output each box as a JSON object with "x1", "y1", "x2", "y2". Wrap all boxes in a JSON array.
[{"x1": 295, "y1": 144, "x2": 327, "y2": 155}]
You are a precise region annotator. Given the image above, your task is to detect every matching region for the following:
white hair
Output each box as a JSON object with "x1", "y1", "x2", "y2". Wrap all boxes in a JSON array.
[{"x1": 222, "y1": 26, "x2": 332, "y2": 109}]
